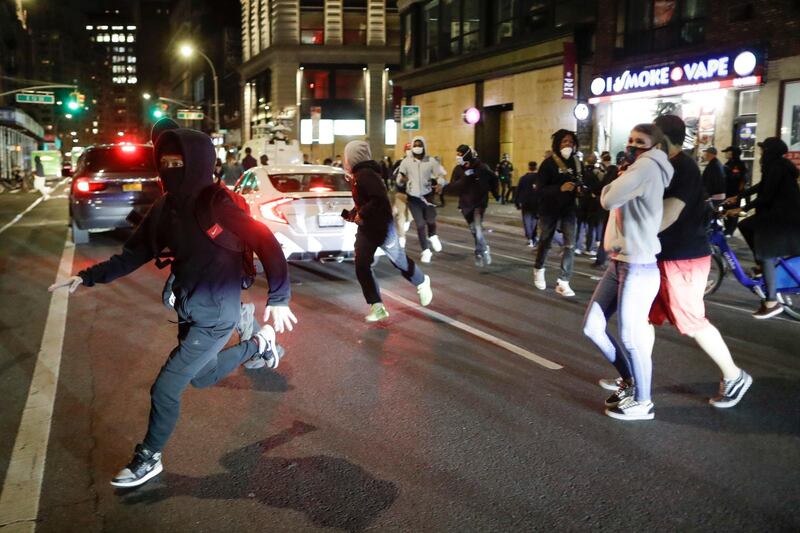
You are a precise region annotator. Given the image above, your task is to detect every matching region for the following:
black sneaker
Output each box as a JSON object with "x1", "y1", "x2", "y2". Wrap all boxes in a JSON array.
[
  {"x1": 752, "y1": 302, "x2": 783, "y2": 320},
  {"x1": 709, "y1": 370, "x2": 753, "y2": 408},
  {"x1": 605, "y1": 380, "x2": 634, "y2": 407},
  {"x1": 110, "y1": 444, "x2": 163, "y2": 488}
]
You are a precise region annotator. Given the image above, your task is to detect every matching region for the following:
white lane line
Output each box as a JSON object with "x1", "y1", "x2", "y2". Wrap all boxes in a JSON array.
[
  {"x1": 381, "y1": 289, "x2": 564, "y2": 370},
  {"x1": 0, "y1": 179, "x2": 69, "y2": 237},
  {"x1": 0, "y1": 236, "x2": 74, "y2": 532}
]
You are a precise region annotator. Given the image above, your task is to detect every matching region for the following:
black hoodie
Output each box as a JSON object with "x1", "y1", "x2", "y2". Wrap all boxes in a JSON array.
[
  {"x1": 350, "y1": 160, "x2": 393, "y2": 243},
  {"x1": 79, "y1": 128, "x2": 291, "y2": 306},
  {"x1": 447, "y1": 158, "x2": 499, "y2": 210},
  {"x1": 537, "y1": 131, "x2": 581, "y2": 217}
]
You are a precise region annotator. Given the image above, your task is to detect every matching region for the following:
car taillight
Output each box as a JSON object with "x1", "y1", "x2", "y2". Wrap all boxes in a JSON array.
[
  {"x1": 309, "y1": 185, "x2": 334, "y2": 193},
  {"x1": 259, "y1": 198, "x2": 292, "y2": 224},
  {"x1": 72, "y1": 177, "x2": 107, "y2": 194}
]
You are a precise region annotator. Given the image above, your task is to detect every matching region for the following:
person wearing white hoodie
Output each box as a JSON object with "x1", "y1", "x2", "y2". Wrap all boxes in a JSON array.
[
  {"x1": 397, "y1": 136, "x2": 447, "y2": 263},
  {"x1": 582, "y1": 124, "x2": 673, "y2": 422}
]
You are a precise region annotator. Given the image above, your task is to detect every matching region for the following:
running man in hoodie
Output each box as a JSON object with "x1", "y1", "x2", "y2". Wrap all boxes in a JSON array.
[
  {"x1": 48, "y1": 119, "x2": 297, "y2": 488},
  {"x1": 342, "y1": 141, "x2": 433, "y2": 322},
  {"x1": 533, "y1": 129, "x2": 583, "y2": 297},
  {"x1": 447, "y1": 144, "x2": 500, "y2": 266},
  {"x1": 397, "y1": 136, "x2": 448, "y2": 263},
  {"x1": 582, "y1": 123, "x2": 673, "y2": 422}
]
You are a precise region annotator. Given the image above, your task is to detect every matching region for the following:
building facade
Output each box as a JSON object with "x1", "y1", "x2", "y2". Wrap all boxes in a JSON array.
[
  {"x1": 394, "y1": 0, "x2": 594, "y2": 179},
  {"x1": 586, "y1": 0, "x2": 800, "y2": 180},
  {"x1": 239, "y1": 0, "x2": 401, "y2": 161}
]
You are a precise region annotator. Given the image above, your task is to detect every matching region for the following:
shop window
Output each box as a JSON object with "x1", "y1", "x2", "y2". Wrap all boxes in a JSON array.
[
  {"x1": 618, "y1": 0, "x2": 706, "y2": 56},
  {"x1": 738, "y1": 90, "x2": 759, "y2": 116},
  {"x1": 334, "y1": 70, "x2": 365, "y2": 100},
  {"x1": 302, "y1": 70, "x2": 331, "y2": 99}
]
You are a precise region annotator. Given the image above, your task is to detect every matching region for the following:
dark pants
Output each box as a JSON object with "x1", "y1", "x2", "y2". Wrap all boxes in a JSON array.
[
  {"x1": 738, "y1": 216, "x2": 778, "y2": 301},
  {"x1": 522, "y1": 209, "x2": 538, "y2": 242},
  {"x1": 534, "y1": 212, "x2": 576, "y2": 281},
  {"x1": 355, "y1": 223, "x2": 425, "y2": 304},
  {"x1": 724, "y1": 215, "x2": 739, "y2": 236},
  {"x1": 462, "y1": 207, "x2": 488, "y2": 256},
  {"x1": 143, "y1": 293, "x2": 258, "y2": 452},
  {"x1": 407, "y1": 194, "x2": 437, "y2": 251},
  {"x1": 595, "y1": 216, "x2": 608, "y2": 265},
  {"x1": 499, "y1": 180, "x2": 511, "y2": 203}
]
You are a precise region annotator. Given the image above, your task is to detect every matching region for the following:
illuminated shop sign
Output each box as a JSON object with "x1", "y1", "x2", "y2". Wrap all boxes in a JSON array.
[{"x1": 589, "y1": 49, "x2": 765, "y2": 104}]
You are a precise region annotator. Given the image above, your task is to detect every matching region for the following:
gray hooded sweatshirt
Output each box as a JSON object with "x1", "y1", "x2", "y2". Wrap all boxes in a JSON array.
[
  {"x1": 601, "y1": 149, "x2": 674, "y2": 264},
  {"x1": 397, "y1": 135, "x2": 446, "y2": 198}
]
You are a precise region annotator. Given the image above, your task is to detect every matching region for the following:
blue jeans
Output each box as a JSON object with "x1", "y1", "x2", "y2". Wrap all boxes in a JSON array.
[
  {"x1": 582, "y1": 260, "x2": 661, "y2": 402},
  {"x1": 522, "y1": 209, "x2": 538, "y2": 241},
  {"x1": 534, "y1": 213, "x2": 576, "y2": 281},
  {"x1": 462, "y1": 207, "x2": 488, "y2": 256},
  {"x1": 355, "y1": 223, "x2": 425, "y2": 304}
]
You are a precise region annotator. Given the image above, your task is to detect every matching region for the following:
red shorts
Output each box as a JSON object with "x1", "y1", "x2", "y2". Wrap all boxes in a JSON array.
[{"x1": 649, "y1": 257, "x2": 711, "y2": 335}]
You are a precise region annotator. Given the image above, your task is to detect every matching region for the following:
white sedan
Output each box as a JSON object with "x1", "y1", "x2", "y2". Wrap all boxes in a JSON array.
[{"x1": 233, "y1": 164, "x2": 362, "y2": 262}]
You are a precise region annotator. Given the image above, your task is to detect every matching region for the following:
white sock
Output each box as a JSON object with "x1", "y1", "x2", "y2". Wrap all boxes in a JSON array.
[{"x1": 690, "y1": 325, "x2": 740, "y2": 380}]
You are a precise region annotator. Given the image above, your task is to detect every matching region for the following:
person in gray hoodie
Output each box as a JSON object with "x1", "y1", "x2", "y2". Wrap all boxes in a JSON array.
[
  {"x1": 582, "y1": 123, "x2": 673, "y2": 422},
  {"x1": 397, "y1": 136, "x2": 447, "y2": 263}
]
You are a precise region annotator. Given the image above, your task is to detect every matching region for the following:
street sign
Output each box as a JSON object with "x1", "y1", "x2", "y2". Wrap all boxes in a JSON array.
[
  {"x1": 177, "y1": 110, "x2": 204, "y2": 120},
  {"x1": 16, "y1": 92, "x2": 55, "y2": 105},
  {"x1": 401, "y1": 105, "x2": 420, "y2": 130}
]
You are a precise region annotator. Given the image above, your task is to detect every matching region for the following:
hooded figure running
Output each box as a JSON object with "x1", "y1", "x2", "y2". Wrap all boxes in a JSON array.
[
  {"x1": 397, "y1": 136, "x2": 447, "y2": 263},
  {"x1": 49, "y1": 119, "x2": 298, "y2": 488},
  {"x1": 342, "y1": 140, "x2": 433, "y2": 322}
]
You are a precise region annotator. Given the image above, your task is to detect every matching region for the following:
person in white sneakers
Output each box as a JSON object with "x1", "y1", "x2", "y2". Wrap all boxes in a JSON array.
[
  {"x1": 342, "y1": 141, "x2": 433, "y2": 322},
  {"x1": 532, "y1": 130, "x2": 583, "y2": 297},
  {"x1": 582, "y1": 123, "x2": 673, "y2": 421},
  {"x1": 397, "y1": 136, "x2": 447, "y2": 263}
]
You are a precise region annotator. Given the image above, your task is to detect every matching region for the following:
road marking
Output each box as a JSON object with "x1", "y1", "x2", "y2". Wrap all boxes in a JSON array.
[
  {"x1": 0, "y1": 179, "x2": 69, "y2": 237},
  {"x1": 381, "y1": 289, "x2": 563, "y2": 370},
  {"x1": 0, "y1": 236, "x2": 74, "y2": 532}
]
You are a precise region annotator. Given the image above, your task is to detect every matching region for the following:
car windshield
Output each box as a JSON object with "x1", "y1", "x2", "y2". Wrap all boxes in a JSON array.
[
  {"x1": 268, "y1": 173, "x2": 350, "y2": 193},
  {"x1": 82, "y1": 146, "x2": 156, "y2": 173}
]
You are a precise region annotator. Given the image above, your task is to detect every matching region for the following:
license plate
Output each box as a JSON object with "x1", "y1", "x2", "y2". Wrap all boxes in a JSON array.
[
  {"x1": 318, "y1": 213, "x2": 344, "y2": 227},
  {"x1": 123, "y1": 183, "x2": 142, "y2": 192}
]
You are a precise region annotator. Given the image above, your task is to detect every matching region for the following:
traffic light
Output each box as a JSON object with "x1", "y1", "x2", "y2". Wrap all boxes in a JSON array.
[
  {"x1": 65, "y1": 91, "x2": 85, "y2": 112},
  {"x1": 151, "y1": 102, "x2": 169, "y2": 119}
]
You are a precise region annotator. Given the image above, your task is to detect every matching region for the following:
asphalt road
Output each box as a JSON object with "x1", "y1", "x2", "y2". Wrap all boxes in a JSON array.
[{"x1": 1, "y1": 186, "x2": 798, "y2": 532}]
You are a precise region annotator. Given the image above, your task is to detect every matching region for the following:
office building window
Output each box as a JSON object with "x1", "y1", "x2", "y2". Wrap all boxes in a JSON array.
[
  {"x1": 423, "y1": 0, "x2": 440, "y2": 64},
  {"x1": 461, "y1": 0, "x2": 480, "y2": 53},
  {"x1": 300, "y1": 0, "x2": 324, "y2": 45},
  {"x1": 334, "y1": 70, "x2": 365, "y2": 100},
  {"x1": 618, "y1": 0, "x2": 707, "y2": 55},
  {"x1": 302, "y1": 70, "x2": 331, "y2": 99},
  {"x1": 344, "y1": 1, "x2": 368, "y2": 45},
  {"x1": 402, "y1": 11, "x2": 414, "y2": 67}
]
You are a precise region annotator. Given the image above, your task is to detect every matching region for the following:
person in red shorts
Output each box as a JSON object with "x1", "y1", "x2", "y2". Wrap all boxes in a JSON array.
[{"x1": 648, "y1": 115, "x2": 751, "y2": 408}]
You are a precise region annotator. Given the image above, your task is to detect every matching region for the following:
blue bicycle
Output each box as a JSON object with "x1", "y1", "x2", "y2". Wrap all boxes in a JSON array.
[{"x1": 706, "y1": 216, "x2": 800, "y2": 320}]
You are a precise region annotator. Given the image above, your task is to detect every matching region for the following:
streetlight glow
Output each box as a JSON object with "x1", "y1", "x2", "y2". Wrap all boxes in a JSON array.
[
  {"x1": 143, "y1": 92, "x2": 151, "y2": 100},
  {"x1": 179, "y1": 44, "x2": 194, "y2": 58}
]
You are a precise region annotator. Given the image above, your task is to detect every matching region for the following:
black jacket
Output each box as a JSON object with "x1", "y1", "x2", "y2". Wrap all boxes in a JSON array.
[
  {"x1": 702, "y1": 158, "x2": 726, "y2": 198},
  {"x1": 78, "y1": 128, "x2": 291, "y2": 306},
  {"x1": 350, "y1": 160, "x2": 393, "y2": 243},
  {"x1": 724, "y1": 159, "x2": 748, "y2": 197},
  {"x1": 514, "y1": 172, "x2": 539, "y2": 212},
  {"x1": 536, "y1": 154, "x2": 581, "y2": 217},
  {"x1": 740, "y1": 156, "x2": 800, "y2": 259},
  {"x1": 447, "y1": 159, "x2": 499, "y2": 210}
]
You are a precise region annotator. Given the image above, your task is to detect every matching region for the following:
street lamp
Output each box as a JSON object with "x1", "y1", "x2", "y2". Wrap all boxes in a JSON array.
[
  {"x1": 178, "y1": 42, "x2": 219, "y2": 131},
  {"x1": 142, "y1": 92, "x2": 151, "y2": 100}
]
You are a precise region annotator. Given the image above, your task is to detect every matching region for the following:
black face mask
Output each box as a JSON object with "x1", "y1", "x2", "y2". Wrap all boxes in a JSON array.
[{"x1": 161, "y1": 167, "x2": 184, "y2": 195}]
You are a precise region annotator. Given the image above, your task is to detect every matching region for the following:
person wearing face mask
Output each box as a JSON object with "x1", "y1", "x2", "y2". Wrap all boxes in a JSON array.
[
  {"x1": 446, "y1": 144, "x2": 500, "y2": 266},
  {"x1": 397, "y1": 136, "x2": 448, "y2": 263},
  {"x1": 582, "y1": 123, "x2": 673, "y2": 422},
  {"x1": 725, "y1": 137, "x2": 800, "y2": 319},
  {"x1": 533, "y1": 129, "x2": 583, "y2": 296},
  {"x1": 48, "y1": 118, "x2": 297, "y2": 488},
  {"x1": 341, "y1": 141, "x2": 433, "y2": 322},
  {"x1": 496, "y1": 153, "x2": 514, "y2": 204}
]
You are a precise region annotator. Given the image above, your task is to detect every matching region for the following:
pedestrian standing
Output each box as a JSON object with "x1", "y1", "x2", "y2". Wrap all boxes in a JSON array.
[
  {"x1": 48, "y1": 118, "x2": 297, "y2": 487},
  {"x1": 447, "y1": 144, "x2": 499, "y2": 267},
  {"x1": 221, "y1": 153, "x2": 243, "y2": 187},
  {"x1": 496, "y1": 153, "x2": 514, "y2": 204},
  {"x1": 533, "y1": 129, "x2": 583, "y2": 297},
  {"x1": 592, "y1": 152, "x2": 619, "y2": 268},
  {"x1": 332, "y1": 154, "x2": 343, "y2": 168},
  {"x1": 259, "y1": 154, "x2": 269, "y2": 167},
  {"x1": 636, "y1": 114, "x2": 752, "y2": 408},
  {"x1": 576, "y1": 152, "x2": 603, "y2": 256},
  {"x1": 396, "y1": 136, "x2": 447, "y2": 263},
  {"x1": 213, "y1": 158, "x2": 224, "y2": 183},
  {"x1": 726, "y1": 137, "x2": 800, "y2": 319},
  {"x1": 241, "y1": 147, "x2": 257, "y2": 171},
  {"x1": 582, "y1": 123, "x2": 673, "y2": 421},
  {"x1": 342, "y1": 140, "x2": 433, "y2": 322},
  {"x1": 721, "y1": 146, "x2": 748, "y2": 236},
  {"x1": 701, "y1": 147, "x2": 725, "y2": 207},
  {"x1": 515, "y1": 161, "x2": 539, "y2": 248}
]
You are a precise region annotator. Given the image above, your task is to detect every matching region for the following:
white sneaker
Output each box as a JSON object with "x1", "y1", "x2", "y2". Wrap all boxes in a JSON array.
[
  {"x1": 365, "y1": 303, "x2": 390, "y2": 322},
  {"x1": 416, "y1": 275, "x2": 432, "y2": 306},
  {"x1": 606, "y1": 397, "x2": 655, "y2": 421},
  {"x1": 533, "y1": 268, "x2": 546, "y2": 290},
  {"x1": 555, "y1": 279, "x2": 575, "y2": 297},
  {"x1": 403, "y1": 220, "x2": 411, "y2": 232},
  {"x1": 399, "y1": 237, "x2": 406, "y2": 248},
  {"x1": 421, "y1": 249, "x2": 432, "y2": 263},
  {"x1": 429, "y1": 235, "x2": 442, "y2": 252}
]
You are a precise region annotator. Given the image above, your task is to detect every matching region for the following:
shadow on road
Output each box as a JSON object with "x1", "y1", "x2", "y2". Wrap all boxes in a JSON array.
[
  {"x1": 118, "y1": 420, "x2": 399, "y2": 532},
  {"x1": 655, "y1": 378, "x2": 800, "y2": 435}
]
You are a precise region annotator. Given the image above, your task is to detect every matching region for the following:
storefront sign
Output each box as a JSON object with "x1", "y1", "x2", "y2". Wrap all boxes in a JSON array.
[
  {"x1": 562, "y1": 42, "x2": 576, "y2": 100},
  {"x1": 589, "y1": 49, "x2": 765, "y2": 104}
]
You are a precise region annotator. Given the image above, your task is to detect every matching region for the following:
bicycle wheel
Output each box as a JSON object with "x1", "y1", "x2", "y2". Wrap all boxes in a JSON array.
[
  {"x1": 779, "y1": 292, "x2": 800, "y2": 320},
  {"x1": 705, "y1": 249, "x2": 725, "y2": 296}
]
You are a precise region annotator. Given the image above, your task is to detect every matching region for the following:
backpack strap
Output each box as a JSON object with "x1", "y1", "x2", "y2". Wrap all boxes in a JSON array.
[{"x1": 195, "y1": 184, "x2": 244, "y2": 252}]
